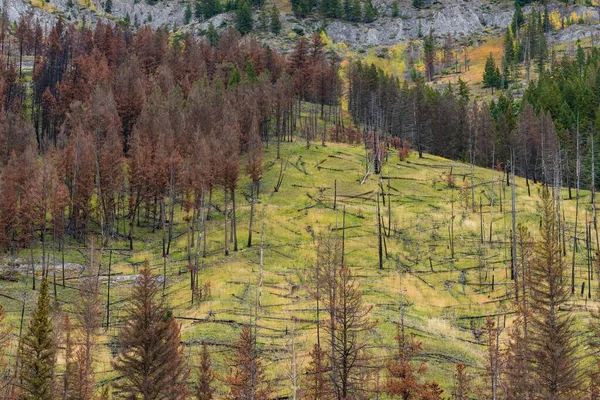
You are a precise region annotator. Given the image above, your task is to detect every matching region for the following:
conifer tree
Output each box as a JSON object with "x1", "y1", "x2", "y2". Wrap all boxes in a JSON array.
[
  {"x1": 225, "y1": 326, "x2": 270, "y2": 400},
  {"x1": 320, "y1": 0, "x2": 340, "y2": 19},
  {"x1": 104, "y1": 0, "x2": 112, "y2": 13},
  {"x1": 207, "y1": 22, "x2": 219, "y2": 46},
  {"x1": 302, "y1": 343, "x2": 332, "y2": 399},
  {"x1": 529, "y1": 188, "x2": 580, "y2": 398},
  {"x1": 112, "y1": 261, "x2": 189, "y2": 399},
  {"x1": 195, "y1": 344, "x2": 215, "y2": 400},
  {"x1": 391, "y1": 0, "x2": 398, "y2": 17},
  {"x1": 18, "y1": 278, "x2": 56, "y2": 400},
  {"x1": 385, "y1": 326, "x2": 443, "y2": 399},
  {"x1": 269, "y1": 5, "x2": 281, "y2": 34},
  {"x1": 185, "y1": 3, "x2": 192, "y2": 24},
  {"x1": 236, "y1": 0, "x2": 254, "y2": 35},
  {"x1": 363, "y1": 0, "x2": 376, "y2": 23},
  {"x1": 483, "y1": 53, "x2": 500, "y2": 92}
]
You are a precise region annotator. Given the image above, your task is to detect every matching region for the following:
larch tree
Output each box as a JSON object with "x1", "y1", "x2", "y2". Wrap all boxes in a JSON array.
[
  {"x1": 112, "y1": 260, "x2": 189, "y2": 399},
  {"x1": 18, "y1": 278, "x2": 56, "y2": 400}
]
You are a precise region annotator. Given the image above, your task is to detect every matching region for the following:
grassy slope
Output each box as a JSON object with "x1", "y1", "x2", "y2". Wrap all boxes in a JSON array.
[{"x1": 1, "y1": 139, "x2": 596, "y2": 396}]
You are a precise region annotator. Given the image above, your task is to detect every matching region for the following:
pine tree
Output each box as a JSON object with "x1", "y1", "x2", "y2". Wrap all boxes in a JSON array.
[
  {"x1": 257, "y1": 5, "x2": 269, "y2": 31},
  {"x1": 291, "y1": 0, "x2": 311, "y2": 18},
  {"x1": 363, "y1": 0, "x2": 376, "y2": 23},
  {"x1": 112, "y1": 261, "x2": 189, "y2": 399},
  {"x1": 185, "y1": 3, "x2": 192, "y2": 24},
  {"x1": 412, "y1": 0, "x2": 423, "y2": 9},
  {"x1": 104, "y1": 0, "x2": 112, "y2": 13},
  {"x1": 235, "y1": 0, "x2": 253, "y2": 35},
  {"x1": 269, "y1": 5, "x2": 281, "y2": 34},
  {"x1": 529, "y1": 188, "x2": 580, "y2": 398},
  {"x1": 19, "y1": 278, "x2": 56, "y2": 400},
  {"x1": 195, "y1": 344, "x2": 215, "y2": 400},
  {"x1": 228, "y1": 64, "x2": 241, "y2": 87},
  {"x1": 391, "y1": 0, "x2": 398, "y2": 17},
  {"x1": 320, "y1": 0, "x2": 340, "y2": 18},
  {"x1": 512, "y1": 0, "x2": 524, "y2": 31},
  {"x1": 207, "y1": 22, "x2": 219, "y2": 46},
  {"x1": 423, "y1": 31, "x2": 435, "y2": 81},
  {"x1": 225, "y1": 326, "x2": 270, "y2": 400}
]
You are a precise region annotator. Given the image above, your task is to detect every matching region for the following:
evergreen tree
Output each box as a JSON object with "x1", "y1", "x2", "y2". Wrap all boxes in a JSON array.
[
  {"x1": 412, "y1": 0, "x2": 423, "y2": 9},
  {"x1": 235, "y1": 0, "x2": 254, "y2": 35},
  {"x1": 195, "y1": 344, "x2": 215, "y2": 400},
  {"x1": 257, "y1": 5, "x2": 269, "y2": 31},
  {"x1": 195, "y1": 0, "x2": 202, "y2": 19},
  {"x1": 112, "y1": 261, "x2": 189, "y2": 399},
  {"x1": 320, "y1": 0, "x2": 340, "y2": 19},
  {"x1": 504, "y1": 26, "x2": 515, "y2": 65},
  {"x1": 423, "y1": 31, "x2": 435, "y2": 81},
  {"x1": 457, "y1": 77, "x2": 470, "y2": 102},
  {"x1": 229, "y1": 64, "x2": 241, "y2": 87},
  {"x1": 207, "y1": 22, "x2": 219, "y2": 45},
  {"x1": 269, "y1": 4, "x2": 281, "y2": 34},
  {"x1": 245, "y1": 61, "x2": 258, "y2": 83},
  {"x1": 512, "y1": 0, "x2": 524, "y2": 31},
  {"x1": 19, "y1": 278, "x2": 56, "y2": 400},
  {"x1": 291, "y1": 0, "x2": 312, "y2": 18},
  {"x1": 391, "y1": 0, "x2": 399, "y2": 17},
  {"x1": 185, "y1": 3, "x2": 192, "y2": 24},
  {"x1": 363, "y1": 0, "x2": 376, "y2": 23},
  {"x1": 483, "y1": 53, "x2": 500, "y2": 92},
  {"x1": 199, "y1": 0, "x2": 221, "y2": 19},
  {"x1": 104, "y1": 0, "x2": 112, "y2": 13}
]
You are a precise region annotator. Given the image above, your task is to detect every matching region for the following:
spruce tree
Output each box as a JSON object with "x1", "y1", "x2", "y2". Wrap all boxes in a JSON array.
[
  {"x1": 19, "y1": 278, "x2": 56, "y2": 400},
  {"x1": 235, "y1": 0, "x2": 254, "y2": 35},
  {"x1": 412, "y1": 0, "x2": 423, "y2": 9},
  {"x1": 112, "y1": 261, "x2": 189, "y2": 399},
  {"x1": 483, "y1": 53, "x2": 500, "y2": 91},
  {"x1": 207, "y1": 22, "x2": 219, "y2": 46},
  {"x1": 269, "y1": 5, "x2": 281, "y2": 34},
  {"x1": 363, "y1": 0, "x2": 376, "y2": 23},
  {"x1": 391, "y1": 0, "x2": 398, "y2": 17},
  {"x1": 104, "y1": 0, "x2": 112, "y2": 13},
  {"x1": 320, "y1": 0, "x2": 340, "y2": 19},
  {"x1": 257, "y1": 5, "x2": 269, "y2": 31},
  {"x1": 185, "y1": 3, "x2": 192, "y2": 24},
  {"x1": 228, "y1": 64, "x2": 241, "y2": 87}
]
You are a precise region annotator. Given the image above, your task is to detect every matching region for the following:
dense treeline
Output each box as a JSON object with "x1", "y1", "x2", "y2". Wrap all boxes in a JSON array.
[
  {"x1": 348, "y1": 60, "x2": 561, "y2": 190},
  {"x1": 0, "y1": 16, "x2": 340, "y2": 259}
]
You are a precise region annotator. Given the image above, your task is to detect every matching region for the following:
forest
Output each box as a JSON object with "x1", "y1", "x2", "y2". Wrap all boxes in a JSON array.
[{"x1": 0, "y1": 7, "x2": 600, "y2": 400}]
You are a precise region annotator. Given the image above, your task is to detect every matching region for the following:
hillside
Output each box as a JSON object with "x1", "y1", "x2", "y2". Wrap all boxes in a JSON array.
[{"x1": 1, "y1": 139, "x2": 594, "y2": 395}]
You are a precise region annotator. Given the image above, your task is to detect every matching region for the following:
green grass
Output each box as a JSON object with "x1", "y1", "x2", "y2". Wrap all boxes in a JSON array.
[{"x1": 0, "y1": 139, "x2": 597, "y2": 396}]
